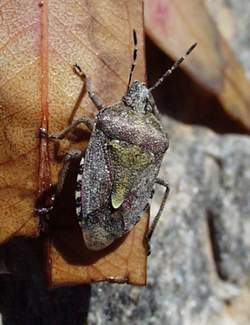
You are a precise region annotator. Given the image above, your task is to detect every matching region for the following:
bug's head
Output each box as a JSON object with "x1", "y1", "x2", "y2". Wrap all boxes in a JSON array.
[{"x1": 123, "y1": 80, "x2": 153, "y2": 114}]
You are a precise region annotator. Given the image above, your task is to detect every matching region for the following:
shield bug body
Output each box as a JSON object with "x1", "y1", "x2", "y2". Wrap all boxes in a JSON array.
[
  {"x1": 75, "y1": 81, "x2": 168, "y2": 250},
  {"x1": 41, "y1": 32, "x2": 196, "y2": 251}
]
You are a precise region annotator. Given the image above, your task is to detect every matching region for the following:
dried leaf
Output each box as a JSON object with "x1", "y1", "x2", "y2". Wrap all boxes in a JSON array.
[
  {"x1": 145, "y1": 0, "x2": 250, "y2": 132},
  {"x1": 0, "y1": 1, "x2": 41, "y2": 242},
  {"x1": 0, "y1": 0, "x2": 148, "y2": 286}
]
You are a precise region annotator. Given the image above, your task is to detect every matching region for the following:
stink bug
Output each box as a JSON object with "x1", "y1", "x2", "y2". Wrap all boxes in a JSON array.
[{"x1": 40, "y1": 31, "x2": 196, "y2": 251}]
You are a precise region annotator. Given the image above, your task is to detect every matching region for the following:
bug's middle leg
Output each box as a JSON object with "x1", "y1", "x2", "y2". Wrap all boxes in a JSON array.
[
  {"x1": 40, "y1": 116, "x2": 94, "y2": 141},
  {"x1": 38, "y1": 120, "x2": 89, "y2": 218}
]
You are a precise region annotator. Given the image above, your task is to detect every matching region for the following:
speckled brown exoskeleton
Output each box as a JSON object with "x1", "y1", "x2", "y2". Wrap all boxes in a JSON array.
[{"x1": 40, "y1": 31, "x2": 196, "y2": 251}]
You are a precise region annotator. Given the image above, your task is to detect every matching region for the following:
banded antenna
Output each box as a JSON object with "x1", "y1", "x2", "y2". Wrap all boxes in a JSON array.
[
  {"x1": 149, "y1": 43, "x2": 197, "y2": 91},
  {"x1": 127, "y1": 29, "x2": 138, "y2": 89}
]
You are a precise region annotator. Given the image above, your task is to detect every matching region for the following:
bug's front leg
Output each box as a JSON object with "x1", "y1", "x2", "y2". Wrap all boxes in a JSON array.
[
  {"x1": 146, "y1": 178, "x2": 170, "y2": 255},
  {"x1": 73, "y1": 64, "x2": 104, "y2": 111}
]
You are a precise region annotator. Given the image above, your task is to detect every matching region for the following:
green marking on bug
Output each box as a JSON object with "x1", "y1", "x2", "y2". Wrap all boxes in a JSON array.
[
  {"x1": 111, "y1": 174, "x2": 130, "y2": 209},
  {"x1": 109, "y1": 140, "x2": 153, "y2": 209}
]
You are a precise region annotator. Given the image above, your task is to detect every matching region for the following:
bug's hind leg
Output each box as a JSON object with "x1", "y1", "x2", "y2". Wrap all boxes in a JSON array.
[
  {"x1": 35, "y1": 148, "x2": 82, "y2": 233},
  {"x1": 56, "y1": 149, "x2": 82, "y2": 195},
  {"x1": 146, "y1": 178, "x2": 169, "y2": 255},
  {"x1": 73, "y1": 64, "x2": 104, "y2": 111}
]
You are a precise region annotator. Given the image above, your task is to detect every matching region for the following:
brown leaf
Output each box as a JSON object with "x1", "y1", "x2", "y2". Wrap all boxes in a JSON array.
[
  {"x1": 0, "y1": 1, "x2": 41, "y2": 242},
  {"x1": 0, "y1": 0, "x2": 148, "y2": 286},
  {"x1": 145, "y1": 0, "x2": 250, "y2": 132}
]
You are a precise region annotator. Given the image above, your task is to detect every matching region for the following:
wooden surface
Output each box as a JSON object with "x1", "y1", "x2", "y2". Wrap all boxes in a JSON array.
[{"x1": 0, "y1": 0, "x2": 148, "y2": 286}]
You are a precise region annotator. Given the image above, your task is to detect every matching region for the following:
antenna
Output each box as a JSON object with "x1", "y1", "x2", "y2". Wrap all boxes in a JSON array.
[
  {"x1": 127, "y1": 30, "x2": 138, "y2": 89},
  {"x1": 149, "y1": 43, "x2": 197, "y2": 91}
]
